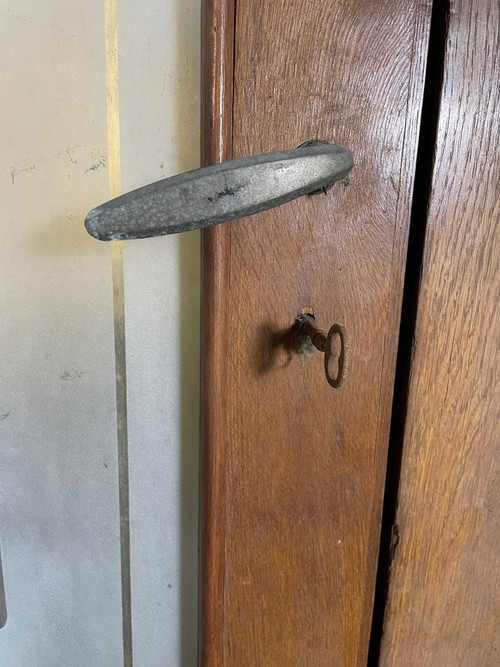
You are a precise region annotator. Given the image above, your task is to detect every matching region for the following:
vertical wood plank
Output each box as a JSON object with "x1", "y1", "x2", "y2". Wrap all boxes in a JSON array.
[
  {"x1": 380, "y1": 0, "x2": 500, "y2": 663},
  {"x1": 201, "y1": 0, "x2": 432, "y2": 664},
  {"x1": 225, "y1": 2, "x2": 432, "y2": 664},
  {"x1": 199, "y1": 1, "x2": 235, "y2": 664}
]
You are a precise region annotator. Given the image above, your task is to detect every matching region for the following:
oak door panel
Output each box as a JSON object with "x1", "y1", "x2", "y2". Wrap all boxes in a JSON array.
[
  {"x1": 200, "y1": 1, "x2": 432, "y2": 664},
  {"x1": 380, "y1": 0, "x2": 500, "y2": 663}
]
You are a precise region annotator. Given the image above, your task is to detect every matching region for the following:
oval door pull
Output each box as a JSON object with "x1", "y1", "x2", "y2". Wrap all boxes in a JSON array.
[
  {"x1": 84, "y1": 140, "x2": 353, "y2": 241},
  {"x1": 299, "y1": 312, "x2": 349, "y2": 388}
]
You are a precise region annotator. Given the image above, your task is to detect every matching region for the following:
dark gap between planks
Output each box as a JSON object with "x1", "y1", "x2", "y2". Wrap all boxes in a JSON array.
[{"x1": 367, "y1": 1, "x2": 451, "y2": 664}]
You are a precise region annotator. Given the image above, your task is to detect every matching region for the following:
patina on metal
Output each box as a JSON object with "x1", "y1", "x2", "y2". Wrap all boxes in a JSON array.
[
  {"x1": 84, "y1": 140, "x2": 353, "y2": 241},
  {"x1": 296, "y1": 310, "x2": 349, "y2": 388}
]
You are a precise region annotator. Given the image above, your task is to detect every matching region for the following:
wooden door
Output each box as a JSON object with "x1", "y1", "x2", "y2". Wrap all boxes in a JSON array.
[
  {"x1": 199, "y1": 1, "x2": 432, "y2": 664},
  {"x1": 378, "y1": 0, "x2": 500, "y2": 663}
]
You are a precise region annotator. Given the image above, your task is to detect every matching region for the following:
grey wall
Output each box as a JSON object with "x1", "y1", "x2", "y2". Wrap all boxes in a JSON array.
[{"x1": 0, "y1": 1, "x2": 200, "y2": 664}]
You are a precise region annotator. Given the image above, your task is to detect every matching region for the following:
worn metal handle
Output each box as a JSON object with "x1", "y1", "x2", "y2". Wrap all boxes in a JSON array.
[{"x1": 84, "y1": 140, "x2": 353, "y2": 241}]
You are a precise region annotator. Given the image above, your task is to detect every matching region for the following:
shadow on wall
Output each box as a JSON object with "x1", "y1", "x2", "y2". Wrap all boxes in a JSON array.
[
  {"x1": 0, "y1": 547, "x2": 7, "y2": 629},
  {"x1": 174, "y1": 2, "x2": 201, "y2": 666},
  {"x1": 178, "y1": 230, "x2": 201, "y2": 667},
  {"x1": 28, "y1": 215, "x2": 105, "y2": 258}
]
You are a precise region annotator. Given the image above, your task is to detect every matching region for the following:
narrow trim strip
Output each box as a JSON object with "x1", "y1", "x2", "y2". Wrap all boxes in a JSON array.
[
  {"x1": 104, "y1": 1, "x2": 133, "y2": 665},
  {"x1": 198, "y1": 1, "x2": 236, "y2": 663}
]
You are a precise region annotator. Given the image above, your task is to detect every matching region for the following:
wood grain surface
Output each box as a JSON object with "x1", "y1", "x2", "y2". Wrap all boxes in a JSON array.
[
  {"x1": 200, "y1": 1, "x2": 432, "y2": 664},
  {"x1": 379, "y1": 0, "x2": 500, "y2": 664},
  {"x1": 199, "y1": 1, "x2": 234, "y2": 664}
]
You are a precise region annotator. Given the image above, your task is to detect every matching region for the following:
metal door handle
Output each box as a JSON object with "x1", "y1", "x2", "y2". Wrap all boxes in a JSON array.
[{"x1": 84, "y1": 140, "x2": 353, "y2": 241}]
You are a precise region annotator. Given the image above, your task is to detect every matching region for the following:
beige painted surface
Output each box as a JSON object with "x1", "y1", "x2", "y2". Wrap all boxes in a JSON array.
[
  {"x1": 118, "y1": 1, "x2": 200, "y2": 665},
  {"x1": 0, "y1": 1, "x2": 200, "y2": 664}
]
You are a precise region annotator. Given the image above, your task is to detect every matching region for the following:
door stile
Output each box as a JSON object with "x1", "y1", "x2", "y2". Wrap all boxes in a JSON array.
[
  {"x1": 200, "y1": 1, "x2": 433, "y2": 663},
  {"x1": 199, "y1": 1, "x2": 236, "y2": 665}
]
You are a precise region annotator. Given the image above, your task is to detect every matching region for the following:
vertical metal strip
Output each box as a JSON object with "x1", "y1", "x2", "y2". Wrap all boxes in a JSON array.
[{"x1": 104, "y1": 1, "x2": 133, "y2": 665}]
